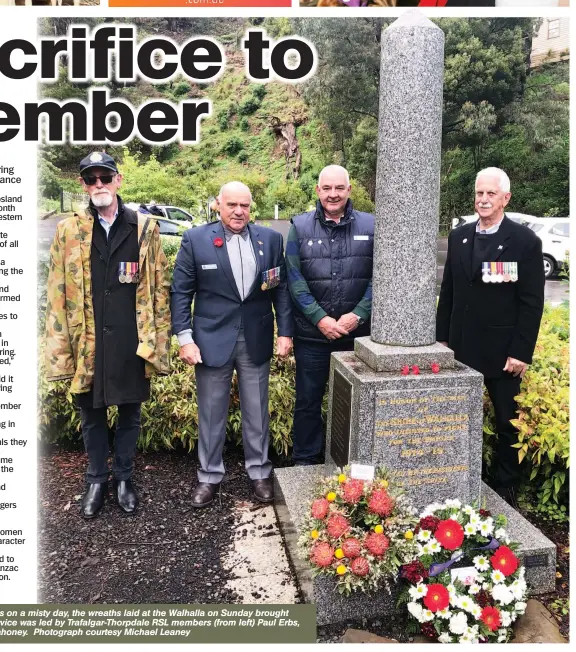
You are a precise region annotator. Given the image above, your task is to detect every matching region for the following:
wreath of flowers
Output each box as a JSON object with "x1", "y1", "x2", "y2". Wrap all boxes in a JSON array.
[
  {"x1": 298, "y1": 467, "x2": 417, "y2": 595},
  {"x1": 398, "y1": 498, "x2": 528, "y2": 643}
]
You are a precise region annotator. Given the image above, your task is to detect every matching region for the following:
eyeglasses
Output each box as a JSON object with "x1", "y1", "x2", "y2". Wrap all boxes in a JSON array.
[{"x1": 82, "y1": 174, "x2": 116, "y2": 186}]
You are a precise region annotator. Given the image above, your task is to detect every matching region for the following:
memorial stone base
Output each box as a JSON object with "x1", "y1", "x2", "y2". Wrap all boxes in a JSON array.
[{"x1": 274, "y1": 467, "x2": 556, "y2": 626}]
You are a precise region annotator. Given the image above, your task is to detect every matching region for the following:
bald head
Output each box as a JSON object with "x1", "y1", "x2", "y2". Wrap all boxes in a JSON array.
[
  {"x1": 217, "y1": 181, "x2": 252, "y2": 233},
  {"x1": 318, "y1": 165, "x2": 350, "y2": 187},
  {"x1": 218, "y1": 181, "x2": 252, "y2": 203}
]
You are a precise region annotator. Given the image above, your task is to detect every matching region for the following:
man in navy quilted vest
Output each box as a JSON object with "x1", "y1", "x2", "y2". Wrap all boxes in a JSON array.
[{"x1": 286, "y1": 165, "x2": 375, "y2": 465}]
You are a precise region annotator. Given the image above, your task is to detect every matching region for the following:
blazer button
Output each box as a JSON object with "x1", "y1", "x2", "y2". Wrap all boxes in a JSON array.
[
  {"x1": 100, "y1": 255, "x2": 104, "y2": 261},
  {"x1": 105, "y1": 290, "x2": 111, "y2": 296},
  {"x1": 103, "y1": 326, "x2": 109, "y2": 333}
]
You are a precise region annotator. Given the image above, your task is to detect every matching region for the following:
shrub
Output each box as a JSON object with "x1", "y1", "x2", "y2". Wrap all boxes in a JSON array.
[
  {"x1": 238, "y1": 96, "x2": 261, "y2": 116},
  {"x1": 221, "y1": 136, "x2": 245, "y2": 156},
  {"x1": 237, "y1": 151, "x2": 249, "y2": 163},
  {"x1": 238, "y1": 117, "x2": 250, "y2": 132},
  {"x1": 483, "y1": 304, "x2": 569, "y2": 509}
]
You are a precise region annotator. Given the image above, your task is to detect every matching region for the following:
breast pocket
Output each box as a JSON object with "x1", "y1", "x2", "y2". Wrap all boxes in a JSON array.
[{"x1": 351, "y1": 234, "x2": 374, "y2": 257}]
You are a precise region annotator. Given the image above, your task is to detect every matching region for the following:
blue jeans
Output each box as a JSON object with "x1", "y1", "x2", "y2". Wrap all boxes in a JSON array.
[{"x1": 292, "y1": 338, "x2": 355, "y2": 464}]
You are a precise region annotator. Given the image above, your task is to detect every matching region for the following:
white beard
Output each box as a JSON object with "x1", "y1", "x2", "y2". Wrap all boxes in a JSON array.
[{"x1": 91, "y1": 191, "x2": 113, "y2": 208}]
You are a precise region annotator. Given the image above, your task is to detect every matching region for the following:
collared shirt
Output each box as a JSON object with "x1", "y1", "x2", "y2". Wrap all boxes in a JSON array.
[
  {"x1": 98, "y1": 211, "x2": 118, "y2": 239},
  {"x1": 476, "y1": 216, "x2": 504, "y2": 235},
  {"x1": 223, "y1": 224, "x2": 249, "y2": 241}
]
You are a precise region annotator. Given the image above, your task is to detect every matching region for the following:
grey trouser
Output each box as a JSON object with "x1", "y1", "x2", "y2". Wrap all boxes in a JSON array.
[{"x1": 194, "y1": 338, "x2": 272, "y2": 483}]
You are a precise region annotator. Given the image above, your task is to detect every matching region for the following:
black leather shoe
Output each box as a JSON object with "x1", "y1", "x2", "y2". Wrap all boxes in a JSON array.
[
  {"x1": 113, "y1": 479, "x2": 138, "y2": 515},
  {"x1": 191, "y1": 482, "x2": 221, "y2": 508},
  {"x1": 495, "y1": 486, "x2": 519, "y2": 510},
  {"x1": 81, "y1": 482, "x2": 107, "y2": 519},
  {"x1": 251, "y1": 477, "x2": 274, "y2": 504}
]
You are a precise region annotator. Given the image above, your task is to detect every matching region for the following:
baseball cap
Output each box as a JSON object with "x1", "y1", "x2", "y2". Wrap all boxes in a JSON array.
[{"x1": 80, "y1": 152, "x2": 119, "y2": 175}]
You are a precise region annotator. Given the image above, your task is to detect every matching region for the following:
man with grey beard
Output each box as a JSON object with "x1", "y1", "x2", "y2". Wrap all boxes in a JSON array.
[{"x1": 45, "y1": 152, "x2": 171, "y2": 519}]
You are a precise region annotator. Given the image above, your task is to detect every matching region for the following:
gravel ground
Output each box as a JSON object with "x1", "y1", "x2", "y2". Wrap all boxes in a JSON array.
[{"x1": 38, "y1": 446, "x2": 285, "y2": 605}]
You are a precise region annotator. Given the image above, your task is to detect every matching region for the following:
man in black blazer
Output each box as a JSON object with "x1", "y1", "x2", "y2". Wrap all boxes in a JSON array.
[
  {"x1": 171, "y1": 182, "x2": 293, "y2": 507},
  {"x1": 437, "y1": 168, "x2": 544, "y2": 506}
]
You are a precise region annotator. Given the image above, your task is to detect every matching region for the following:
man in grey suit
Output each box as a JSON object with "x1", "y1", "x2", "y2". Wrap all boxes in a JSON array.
[{"x1": 171, "y1": 182, "x2": 293, "y2": 507}]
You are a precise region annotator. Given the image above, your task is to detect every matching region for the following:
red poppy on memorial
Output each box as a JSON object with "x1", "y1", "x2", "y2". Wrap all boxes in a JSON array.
[
  {"x1": 213, "y1": 237, "x2": 224, "y2": 247},
  {"x1": 401, "y1": 365, "x2": 410, "y2": 376},
  {"x1": 431, "y1": 363, "x2": 440, "y2": 373},
  {"x1": 411, "y1": 365, "x2": 420, "y2": 375}
]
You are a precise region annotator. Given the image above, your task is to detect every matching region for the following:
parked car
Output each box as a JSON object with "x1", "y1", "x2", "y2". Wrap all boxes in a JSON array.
[
  {"x1": 125, "y1": 202, "x2": 195, "y2": 229},
  {"x1": 156, "y1": 218, "x2": 184, "y2": 237},
  {"x1": 525, "y1": 217, "x2": 570, "y2": 279}
]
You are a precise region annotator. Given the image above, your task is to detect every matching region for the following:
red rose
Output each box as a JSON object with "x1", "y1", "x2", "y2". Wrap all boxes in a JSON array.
[
  {"x1": 311, "y1": 498, "x2": 330, "y2": 520},
  {"x1": 435, "y1": 519, "x2": 465, "y2": 550},
  {"x1": 311, "y1": 542, "x2": 334, "y2": 568},
  {"x1": 401, "y1": 365, "x2": 410, "y2": 376},
  {"x1": 213, "y1": 237, "x2": 224, "y2": 247},
  {"x1": 342, "y1": 479, "x2": 365, "y2": 504},
  {"x1": 326, "y1": 513, "x2": 350, "y2": 539},
  {"x1": 431, "y1": 363, "x2": 440, "y2": 373},
  {"x1": 490, "y1": 546, "x2": 520, "y2": 577},
  {"x1": 423, "y1": 583, "x2": 450, "y2": 612},
  {"x1": 342, "y1": 537, "x2": 362, "y2": 559},
  {"x1": 480, "y1": 606, "x2": 502, "y2": 632},
  {"x1": 411, "y1": 365, "x2": 420, "y2": 375},
  {"x1": 364, "y1": 532, "x2": 390, "y2": 557},
  {"x1": 350, "y1": 557, "x2": 370, "y2": 577}
]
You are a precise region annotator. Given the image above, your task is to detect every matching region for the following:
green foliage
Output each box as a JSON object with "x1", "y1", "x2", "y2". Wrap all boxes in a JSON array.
[
  {"x1": 238, "y1": 95, "x2": 262, "y2": 116},
  {"x1": 483, "y1": 304, "x2": 570, "y2": 509},
  {"x1": 221, "y1": 135, "x2": 245, "y2": 156}
]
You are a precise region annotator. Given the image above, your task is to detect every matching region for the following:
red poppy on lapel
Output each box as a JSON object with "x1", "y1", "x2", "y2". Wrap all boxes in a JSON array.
[{"x1": 213, "y1": 237, "x2": 224, "y2": 248}]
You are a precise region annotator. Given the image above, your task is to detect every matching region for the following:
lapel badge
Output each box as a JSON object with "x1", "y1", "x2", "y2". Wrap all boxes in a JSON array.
[
  {"x1": 308, "y1": 240, "x2": 313, "y2": 246},
  {"x1": 258, "y1": 241, "x2": 263, "y2": 245},
  {"x1": 259, "y1": 251, "x2": 264, "y2": 256},
  {"x1": 463, "y1": 238, "x2": 468, "y2": 244}
]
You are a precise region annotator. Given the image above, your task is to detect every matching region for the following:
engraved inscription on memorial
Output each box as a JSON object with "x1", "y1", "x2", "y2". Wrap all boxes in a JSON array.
[
  {"x1": 524, "y1": 554, "x2": 549, "y2": 569},
  {"x1": 330, "y1": 371, "x2": 352, "y2": 468},
  {"x1": 373, "y1": 387, "x2": 471, "y2": 506}
]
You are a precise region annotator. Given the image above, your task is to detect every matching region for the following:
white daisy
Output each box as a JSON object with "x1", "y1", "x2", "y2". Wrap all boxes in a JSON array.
[
  {"x1": 438, "y1": 607, "x2": 451, "y2": 620},
  {"x1": 409, "y1": 583, "x2": 428, "y2": 600},
  {"x1": 449, "y1": 611, "x2": 468, "y2": 635},
  {"x1": 428, "y1": 539, "x2": 441, "y2": 553},
  {"x1": 458, "y1": 595, "x2": 475, "y2": 613},
  {"x1": 482, "y1": 582, "x2": 491, "y2": 590},
  {"x1": 458, "y1": 634, "x2": 472, "y2": 644},
  {"x1": 479, "y1": 518, "x2": 494, "y2": 537},
  {"x1": 469, "y1": 512, "x2": 481, "y2": 526},
  {"x1": 491, "y1": 569, "x2": 505, "y2": 584},
  {"x1": 449, "y1": 513, "x2": 460, "y2": 521},
  {"x1": 494, "y1": 527, "x2": 508, "y2": 540},
  {"x1": 417, "y1": 529, "x2": 432, "y2": 542},
  {"x1": 473, "y1": 555, "x2": 489, "y2": 571},
  {"x1": 462, "y1": 505, "x2": 475, "y2": 515},
  {"x1": 445, "y1": 499, "x2": 462, "y2": 508},
  {"x1": 469, "y1": 583, "x2": 481, "y2": 595},
  {"x1": 421, "y1": 609, "x2": 435, "y2": 622},
  {"x1": 498, "y1": 631, "x2": 507, "y2": 643},
  {"x1": 470, "y1": 604, "x2": 482, "y2": 619},
  {"x1": 438, "y1": 632, "x2": 453, "y2": 644},
  {"x1": 416, "y1": 543, "x2": 426, "y2": 558},
  {"x1": 464, "y1": 523, "x2": 478, "y2": 536},
  {"x1": 515, "y1": 601, "x2": 527, "y2": 614},
  {"x1": 407, "y1": 601, "x2": 424, "y2": 622}
]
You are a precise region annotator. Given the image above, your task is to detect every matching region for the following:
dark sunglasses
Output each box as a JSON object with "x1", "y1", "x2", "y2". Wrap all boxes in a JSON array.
[{"x1": 82, "y1": 174, "x2": 116, "y2": 186}]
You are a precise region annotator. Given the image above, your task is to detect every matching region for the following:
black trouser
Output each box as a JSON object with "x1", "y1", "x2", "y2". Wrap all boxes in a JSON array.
[
  {"x1": 484, "y1": 374, "x2": 522, "y2": 489},
  {"x1": 80, "y1": 403, "x2": 141, "y2": 484},
  {"x1": 292, "y1": 338, "x2": 355, "y2": 464}
]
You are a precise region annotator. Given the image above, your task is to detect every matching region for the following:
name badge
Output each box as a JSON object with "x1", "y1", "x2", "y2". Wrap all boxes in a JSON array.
[
  {"x1": 202, "y1": 264, "x2": 217, "y2": 270},
  {"x1": 354, "y1": 235, "x2": 369, "y2": 241}
]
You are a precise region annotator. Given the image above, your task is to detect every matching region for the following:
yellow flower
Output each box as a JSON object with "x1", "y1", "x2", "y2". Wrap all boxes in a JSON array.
[
  {"x1": 335, "y1": 548, "x2": 344, "y2": 559},
  {"x1": 311, "y1": 530, "x2": 320, "y2": 539},
  {"x1": 404, "y1": 530, "x2": 414, "y2": 540},
  {"x1": 326, "y1": 492, "x2": 337, "y2": 502},
  {"x1": 338, "y1": 474, "x2": 347, "y2": 484},
  {"x1": 380, "y1": 479, "x2": 389, "y2": 488},
  {"x1": 336, "y1": 565, "x2": 347, "y2": 575},
  {"x1": 374, "y1": 525, "x2": 384, "y2": 534}
]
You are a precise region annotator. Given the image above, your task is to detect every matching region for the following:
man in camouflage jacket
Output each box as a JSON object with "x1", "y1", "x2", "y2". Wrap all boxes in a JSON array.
[{"x1": 45, "y1": 152, "x2": 171, "y2": 519}]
